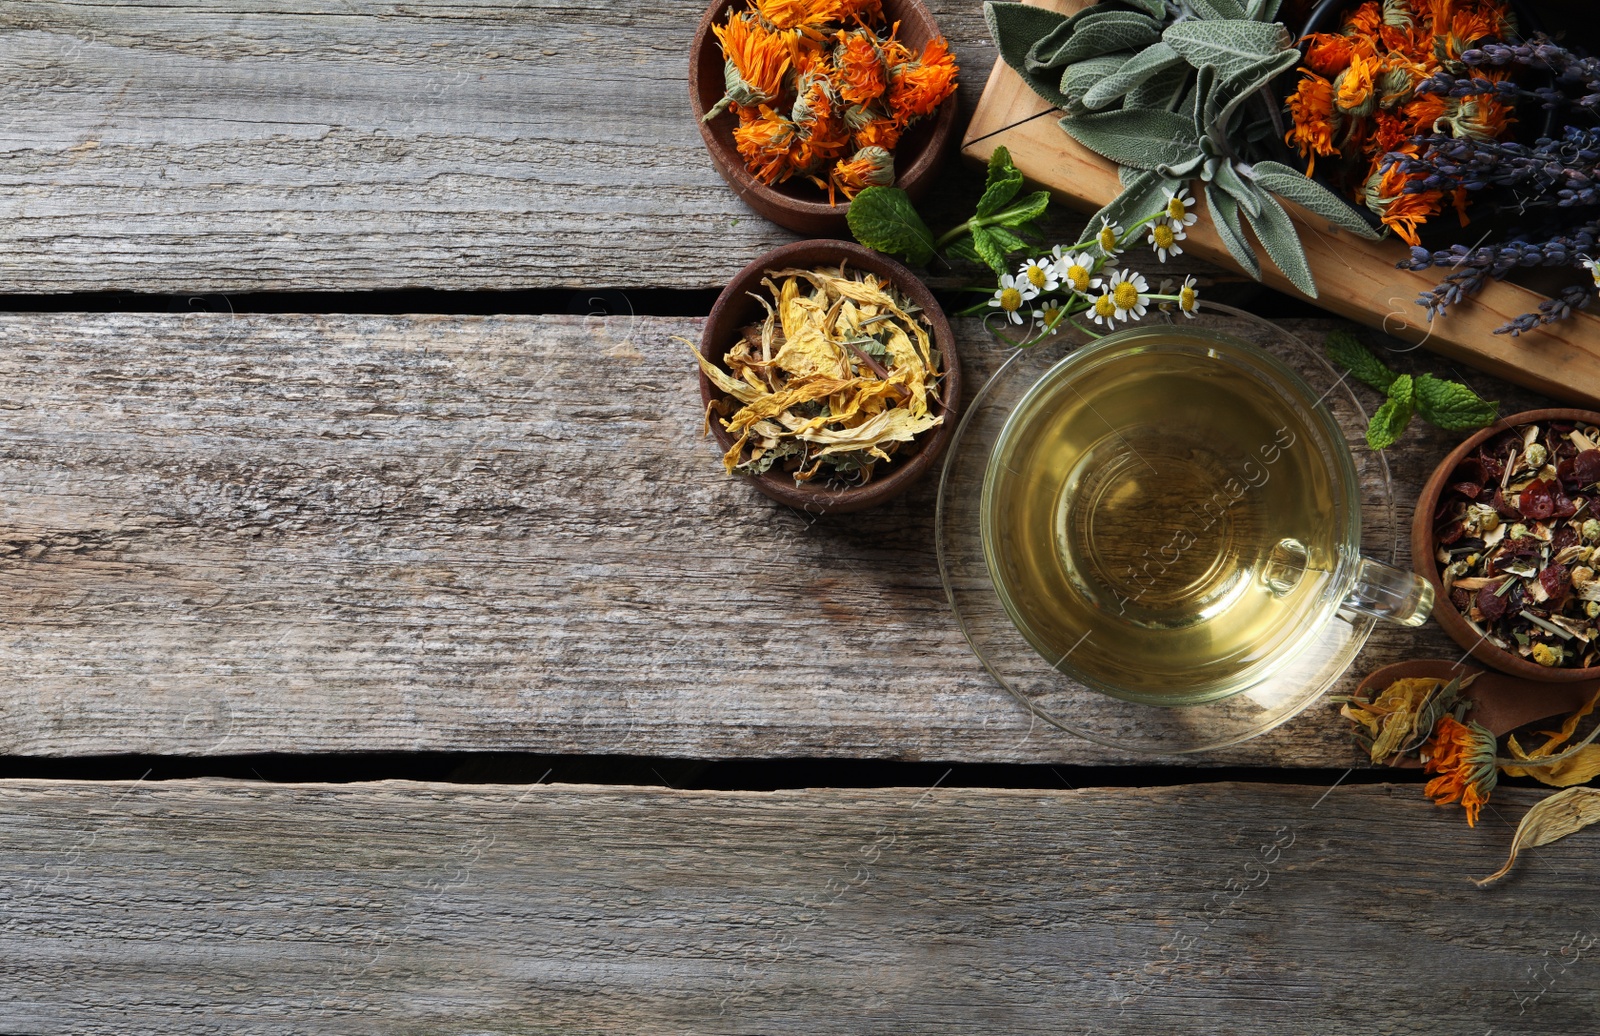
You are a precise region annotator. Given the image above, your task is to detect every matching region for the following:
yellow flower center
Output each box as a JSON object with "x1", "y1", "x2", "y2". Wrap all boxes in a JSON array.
[
  {"x1": 999, "y1": 287, "x2": 1022, "y2": 312},
  {"x1": 1113, "y1": 282, "x2": 1141, "y2": 310},
  {"x1": 1180, "y1": 285, "x2": 1197, "y2": 311},
  {"x1": 1067, "y1": 265, "x2": 1090, "y2": 292},
  {"x1": 1098, "y1": 226, "x2": 1118, "y2": 251},
  {"x1": 1094, "y1": 294, "x2": 1116, "y2": 319},
  {"x1": 1166, "y1": 197, "x2": 1186, "y2": 220},
  {"x1": 1026, "y1": 265, "x2": 1048, "y2": 288},
  {"x1": 1153, "y1": 225, "x2": 1176, "y2": 250}
]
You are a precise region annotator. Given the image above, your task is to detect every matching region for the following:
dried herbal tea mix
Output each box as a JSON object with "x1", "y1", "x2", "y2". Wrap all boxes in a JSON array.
[
  {"x1": 692, "y1": 264, "x2": 943, "y2": 486},
  {"x1": 1434, "y1": 418, "x2": 1600, "y2": 668}
]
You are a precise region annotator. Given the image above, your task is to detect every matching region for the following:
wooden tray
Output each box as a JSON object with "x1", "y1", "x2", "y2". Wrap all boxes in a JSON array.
[{"x1": 962, "y1": 0, "x2": 1600, "y2": 407}]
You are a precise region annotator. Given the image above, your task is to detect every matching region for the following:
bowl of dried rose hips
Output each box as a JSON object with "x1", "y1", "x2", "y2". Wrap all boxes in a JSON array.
[
  {"x1": 688, "y1": 0, "x2": 960, "y2": 237},
  {"x1": 1415, "y1": 409, "x2": 1600, "y2": 681}
]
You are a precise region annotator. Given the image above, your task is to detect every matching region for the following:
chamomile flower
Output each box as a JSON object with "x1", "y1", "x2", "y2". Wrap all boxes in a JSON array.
[
  {"x1": 1094, "y1": 216, "x2": 1124, "y2": 256},
  {"x1": 1148, "y1": 221, "x2": 1186, "y2": 263},
  {"x1": 1177, "y1": 275, "x2": 1200, "y2": 318},
  {"x1": 1585, "y1": 256, "x2": 1600, "y2": 290},
  {"x1": 1051, "y1": 249, "x2": 1099, "y2": 295},
  {"x1": 1088, "y1": 289, "x2": 1120, "y2": 330},
  {"x1": 1105, "y1": 268, "x2": 1151, "y2": 322},
  {"x1": 1163, "y1": 186, "x2": 1198, "y2": 228},
  {"x1": 1017, "y1": 255, "x2": 1060, "y2": 293},
  {"x1": 1034, "y1": 298, "x2": 1067, "y2": 334},
  {"x1": 989, "y1": 273, "x2": 1038, "y2": 325}
]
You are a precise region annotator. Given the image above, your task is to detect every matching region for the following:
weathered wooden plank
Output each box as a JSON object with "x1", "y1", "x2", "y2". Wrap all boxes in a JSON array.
[
  {"x1": 0, "y1": 777, "x2": 1592, "y2": 1035},
  {"x1": 0, "y1": 310, "x2": 1535, "y2": 762},
  {"x1": 0, "y1": 0, "x2": 1232, "y2": 294}
]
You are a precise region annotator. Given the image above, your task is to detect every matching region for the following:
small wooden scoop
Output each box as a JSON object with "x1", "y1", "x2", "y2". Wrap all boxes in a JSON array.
[{"x1": 1356, "y1": 659, "x2": 1600, "y2": 743}]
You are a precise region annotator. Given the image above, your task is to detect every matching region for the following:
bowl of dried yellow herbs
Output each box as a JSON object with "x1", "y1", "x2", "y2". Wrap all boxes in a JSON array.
[{"x1": 692, "y1": 240, "x2": 959, "y2": 513}]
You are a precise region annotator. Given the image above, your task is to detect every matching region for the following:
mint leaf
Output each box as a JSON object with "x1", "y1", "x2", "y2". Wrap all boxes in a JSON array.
[
  {"x1": 1367, "y1": 374, "x2": 1415, "y2": 451},
  {"x1": 970, "y1": 224, "x2": 1007, "y2": 277},
  {"x1": 1415, "y1": 374, "x2": 1499, "y2": 431},
  {"x1": 1325, "y1": 330, "x2": 1398, "y2": 393},
  {"x1": 976, "y1": 146, "x2": 1024, "y2": 218},
  {"x1": 994, "y1": 189, "x2": 1050, "y2": 227},
  {"x1": 847, "y1": 186, "x2": 935, "y2": 266}
]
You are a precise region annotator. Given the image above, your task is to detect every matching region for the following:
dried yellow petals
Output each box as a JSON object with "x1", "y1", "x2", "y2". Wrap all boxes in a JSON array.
[{"x1": 1476, "y1": 787, "x2": 1600, "y2": 886}]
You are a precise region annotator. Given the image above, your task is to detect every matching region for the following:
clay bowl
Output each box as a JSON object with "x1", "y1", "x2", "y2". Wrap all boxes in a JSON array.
[
  {"x1": 688, "y1": 0, "x2": 960, "y2": 237},
  {"x1": 697, "y1": 239, "x2": 961, "y2": 514},
  {"x1": 1412, "y1": 408, "x2": 1600, "y2": 683}
]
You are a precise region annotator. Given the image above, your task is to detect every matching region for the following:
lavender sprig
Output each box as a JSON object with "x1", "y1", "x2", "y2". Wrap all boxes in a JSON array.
[{"x1": 1497, "y1": 282, "x2": 1597, "y2": 337}]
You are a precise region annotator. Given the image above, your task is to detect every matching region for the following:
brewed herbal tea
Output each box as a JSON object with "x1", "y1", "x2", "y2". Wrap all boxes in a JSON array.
[{"x1": 982, "y1": 330, "x2": 1352, "y2": 705}]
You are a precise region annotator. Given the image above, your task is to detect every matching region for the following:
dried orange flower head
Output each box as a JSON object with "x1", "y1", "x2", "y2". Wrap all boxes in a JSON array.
[
  {"x1": 835, "y1": 29, "x2": 888, "y2": 106},
  {"x1": 1334, "y1": 51, "x2": 1381, "y2": 117},
  {"x1": 711, "y1": 13, "x2": 792, "y2": 115},
  {"x1": 1423, "y1": 714, "x2": 1500, "y2": 827},
  {"x1": 1284, "y1": 73, "x2": 1341, "y2": 176},
  {"x1": 830, "y1": 145, "x2": 895, "y2": 202},
  {"x1": 887, "y1": 37, "x2": 958, "y2": 127}
]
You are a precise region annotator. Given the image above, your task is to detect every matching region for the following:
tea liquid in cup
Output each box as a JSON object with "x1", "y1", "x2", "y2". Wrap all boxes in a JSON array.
[{"x1": 980, "y1": 327, "x2": 1429, "y2": 706}]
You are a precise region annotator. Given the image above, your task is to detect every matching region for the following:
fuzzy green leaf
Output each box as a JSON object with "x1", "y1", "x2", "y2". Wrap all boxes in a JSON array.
[
  {"x1": 1189, "y1": 0, "x2": 1248, "y2": 18},
  {"x1": 1032, "y1": 11, "x2": 1161, "y2": 69},
  {"x1": 985, "y1": 2, "x2": 1075, "y2": 109},
  {"x1": 1119, "y1": 0, "x2": 1169, "y2": 16},
  {"x1": 1026, "y1": 7, "x2": 1138, "y2": 70},
  {"x1": 1324, "y1": 330, "x2": 1398, "y2": 392},
  {"x1": 970, "y1": 224, "x2": 1007, "y2": 277},
  {"x1": 1061, "y1": 54, "x2": 1135, "y2": 114},
  {"x1": 1213, "y1": 161, "x2": 1260, "y2": 218},
  {"x1": 1059, "y1": 108, "x2": 1201, "y2": 171},
  {"x1": 1243, "y1": 189, "x2": 1318, "y2": 298},
  {"x1": 1250, "y1": 160, "x2": 1384, "y2": 241},
  {"x1": 1206, "y1": 182, "x2": 1262, "y2": 279},
  {"x1": 976, "y1": 147, "x2": 1024, "y2": 217},
  {"x1": 1126, "y1": 64, "x2": 1191, "y2": 109},
  {"x1": 1163, "y1": 19, "x2": 1293, "y2": 81},
  {"x1": 1415, "y1": 374, "x2": 1500, "y2": 431},
  {"x1": 1082, "y1": 41, "x2": 1185, "y2": 110},
  {"x1": 1212, "y1": 49, "x2": 1300, "y2": 134},
  {"x1": 1367, "y1": 374, "x2": 1416, "y2": 451},
  {"x1": 846, "y1": 186, "x2": 935, "y2": 266},
  {"x1": 1247, "y1": 0, "x2": 1284, "y2": 21}
]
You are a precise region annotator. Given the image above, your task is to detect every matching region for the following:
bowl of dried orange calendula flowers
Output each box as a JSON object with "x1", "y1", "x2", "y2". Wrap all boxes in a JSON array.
[
  {"x1": 689, "y1": 0, "x2": 960, "y2": 236},
  {"x1": 690, "y1": 240, "x2": 959, "y2": 513}
]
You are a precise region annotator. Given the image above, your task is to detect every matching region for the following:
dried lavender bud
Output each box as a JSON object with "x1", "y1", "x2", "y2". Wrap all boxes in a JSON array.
[{"x1": 1496, "y1": 283, "x2": 1598, "y2": 336}]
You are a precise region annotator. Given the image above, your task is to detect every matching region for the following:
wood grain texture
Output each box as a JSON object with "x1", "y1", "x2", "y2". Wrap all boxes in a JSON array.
[
  {"x1": 0, "y1": 777, "x2": 1594, "y2": 1035},
  {"x1": 0, "y1": 310, "x2": 1547, "y2": 763},
  {"x1": 0, "y1": 0, "x2": 1234, "y2": 295},
  {"x1": 960, "y1": 0, "x2": 1600, "y2": 408}
]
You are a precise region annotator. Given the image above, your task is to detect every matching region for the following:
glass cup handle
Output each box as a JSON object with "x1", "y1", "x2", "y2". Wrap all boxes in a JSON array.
[{"x1": 1341, "y1": 557, "x2": 1435, "y2": 628}]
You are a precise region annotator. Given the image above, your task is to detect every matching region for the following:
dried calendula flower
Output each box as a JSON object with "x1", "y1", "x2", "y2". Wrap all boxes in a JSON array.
[
  {"x1": 688, "y1": 263, "x2": 943, "y2": 487},
  {"x1": 1422, "y1": 714, "x2": 1501, "y2": 827}
]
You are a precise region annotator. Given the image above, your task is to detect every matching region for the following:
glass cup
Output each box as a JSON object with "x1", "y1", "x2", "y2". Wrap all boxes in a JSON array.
[{"x1": 978, "y1": 323, "x2": 1433, "y2": 708}]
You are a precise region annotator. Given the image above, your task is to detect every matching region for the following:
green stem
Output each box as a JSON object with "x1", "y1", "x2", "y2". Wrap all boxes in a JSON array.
[{"x1": 934, "y1": 219, "x2": 973, "y2": 251}]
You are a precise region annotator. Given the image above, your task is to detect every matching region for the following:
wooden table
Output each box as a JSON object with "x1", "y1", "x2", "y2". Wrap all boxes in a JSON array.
[{"x1": 1, "y1": 3, "x2": 1595, "y2": 1033}]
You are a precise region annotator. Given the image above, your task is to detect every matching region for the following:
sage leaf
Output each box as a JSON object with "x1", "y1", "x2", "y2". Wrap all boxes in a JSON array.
[
  {"x1": 1213, "y1": 161, "x2": 1260, "y2": 218},
  {"x1": 1415, "y1": 373, "x2": 1499, "y2": 430},
  {"x1": 846, "y1": 186, "x2": 935, "y2": 266},
  {"x1": 1243, "y1": 189, "x2": 1319, "y2": 297},
  {"x1": 1164, "y1": 20, "x2": 1293, "y2": 82},
  {"x1": 1026, "y1": 5, "x2": 1143, "y2": 70},
  {"x1": 1250, "y1": 160, "x2": 1384, "y2": 241},
  {"x1": 1188, "y1": 0, "x2": 1248, "y2": 19},
  {"x1": 1082, "y1": 41, "x2": 1184, "y2": 110},
  {"x1": 1366, "y1": 374, "x2": 1415, "y2": 451},
  {"x1": 1324, "y1": 330, "x2": 1399, "y2": 393},
  {"x1": 976, "y1": 146, "x2": 1024, "y2": 218},
  {"x1": 1061, "y1": 55, "x2": 1136, "y2": 114},
  {"x1": 985, "y1": 2, "x2": 1075, "y2": 109},
  {"x1": 970, "y1": 224, "x2": 1007, "y2": 277},
  {"x1": 1059, "y1": 108, "x2": 1200, "y2": 172},
  {"x1": 1211, "y1": 49, "x2": 1300, "y2": 136},
  {"x1": 1206, "y1": 182, "x2": 1262, "y2": 279},
  {"x1": 1247, "y1": 0, "x2": 1284, "y2": 21},
  {"x1": 1477, "y1": 787, "x2": 1600, "y2": 886},
  {"x1": 1049, "y1": 12, "x2": 1162, "y2": 67},
  {"x1": 1119, "y1": 0, "x2": 1169, "y2": 16},
  {"x1": 1126, "y1": 64, "x2": 1190, "y2": 110}
]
